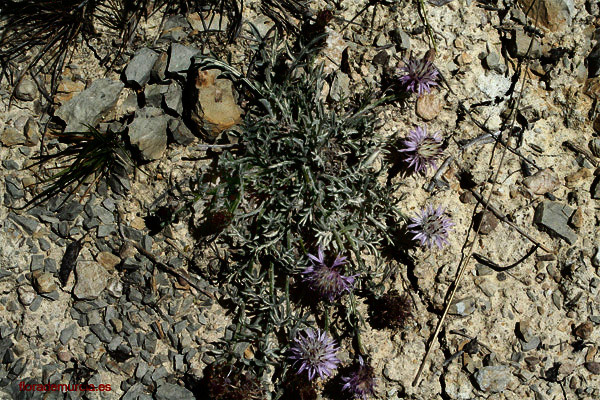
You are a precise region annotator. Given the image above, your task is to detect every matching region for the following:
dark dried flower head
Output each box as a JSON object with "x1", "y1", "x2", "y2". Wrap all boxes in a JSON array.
[
  {"x1": 397, "y1": 57, "x2": 439, "y2": 95},
  {"x1": 203, "y1": 362, "x2": 265, "y2": 400},
  {"x1": 341, "y1": 356, "x2": 377, "y2": 400},
  {"x1": 399, "y1": 125, "x2": 443, "y2": 174},
  {"x1": 369, "y1": 290, "x2": 412, "y2": 330},
  {"x1": 289, "y1": 328, "x2": 340, "y2": 381},
  {"x1": 408, "y1": 205, "x2": 454, "y2": 249},
  {"x1": 303, "y1": 246, "x2": 355, "y2": 301}
]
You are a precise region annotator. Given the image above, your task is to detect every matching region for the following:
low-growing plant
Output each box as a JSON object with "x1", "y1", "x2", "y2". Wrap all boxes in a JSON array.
[{"x1": 182, "y1": 28, "x2": 406, "y2": 395}]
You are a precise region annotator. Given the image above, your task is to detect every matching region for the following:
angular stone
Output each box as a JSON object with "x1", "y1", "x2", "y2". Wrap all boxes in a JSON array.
[
  {"x1": 449, "y1": 297, "x2": 476, "y2": 316},
  {"x1": 484, "y1": 52, "x2": 505, "y2": 74},
  {"x1": 144, "y1": 84, "x2": 168, "y2": 108},
  {"x1": 534, "y1": 201, "x2": 577, "y2": 244},
  {"x1": 151, "y1": 52, "x2": 169, "y2": 83},
  {"x1": 155, "y1": 383, "x2": 194, "y2": 400},
  {"x1": 518, "y1": 0, "x2": 574, "y2": 32},
  {"x1": 168, "y1": 118, "x2": 196, "y2": 145},
  {"x1": 1, "y1": 126, "x2": 26, "y2": 147},
  {"x1": 73, "y1": 262, "x2": 110, "y2": 300},
  {"x1": 96, "y1": 252, "x2": 121, "y2": 270},
  {"x1": 523, "y1": 168, "x2": 559, "y2": 195},
  {"x1": 190, "y1": 69, "x2": 242, "y2": 139},
  {"x1": 14, "y1": 78, "x2": 37, "y2": 101},
  {"x1": 124, "y1": 48, "x2": 159, "y2": 88},
  {"x1": 127, "y1": 107, "x2": 168, "y2": 161},
  {"x1": 416, "y1": 93, "x2": 442, "y2": 121},
  {"x1": 509, "y1": 28, "x2": 542, "y2": 58},
  {"x1": 167, "y1": 44, "x2": 200, "y2": 76},
  {"x1": 164, "y1": 82, "x2": 183, "y2": 115},
  {"x1": 55, "y1": 79, "x2": 124, "y2": 132},
  {"x1": 475, "y1": 365, "x2": 510, "y2": 393},
  {"x1": 33, "y1": 272, "x2": 57, "y2": 294}
]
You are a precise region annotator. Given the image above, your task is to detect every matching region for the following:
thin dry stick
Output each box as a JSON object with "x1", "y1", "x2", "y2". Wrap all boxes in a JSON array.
[
  {"x1": 130, "y1": 240, "x2": 216, "y2": 301},
  {"x1": 467, "y1": 188, "x2": 552, "y2": 253},
  {"x1": 413, "y1": 0, "x2": 544, "y2": 386}
]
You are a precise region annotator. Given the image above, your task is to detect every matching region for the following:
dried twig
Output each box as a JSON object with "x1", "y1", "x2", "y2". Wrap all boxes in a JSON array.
[
  {"x1": 130, "y1": 240, "x2": 216, "y2": 301},
  {"x1": 563, "y1": 140, "x2": 598, "y2": 167}
]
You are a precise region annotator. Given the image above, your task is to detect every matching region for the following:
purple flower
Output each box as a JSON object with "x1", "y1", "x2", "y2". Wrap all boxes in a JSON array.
[
  {"x1": 399, "y1": 125, "x2": 443, "y2": 174},
  {"x1": 408, "y1": 205, "x2": 454, "y2": 249},
  {"x1": 289, "y1": 328, "x2": 340, "y2": 381},
  {"x1": 342, "y1": 357, "x2": 377, "y2": 400},
  {"x1": 397, "y1": 57, "x2": 439, "y2": 95},
  {"x1": 303, "y1": 246, "x2": 355, "y2": 301}
]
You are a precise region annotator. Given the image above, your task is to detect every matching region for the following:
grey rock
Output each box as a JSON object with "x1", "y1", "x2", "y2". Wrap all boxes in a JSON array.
[
  {"x1": 57, "y1": 201, "x2": 84, "y2": 221},
  {"x1": 122, "y1": 383, "x2": 145, "y2": 400},
  {"x1": 9, "y1": 213, "x2": 39, "y2": 234},
  {"x1": 167, "y1": 118, "x2": 195, "y2": 145},
  {"x1": 520, "y1": 336, "x2": 541, "y2": 351},
  {"x1": 59, "y1": 325, "x2": 76, "y2": 345},
  {"x1": 38, "y1": 238, "x2": 50, "y2": 251},
  {"x1": 136, "y1": 361, "x2": 148, "y2": 379},
  {"x1": 155, "y1": 383, "x2": 194, "y2": 400},
  {"x1": 390, "y1": 29, "x2": 410, "y2": 50},
  {"x1": 144, "y1": 84, "x2": 168, "y2": 108},
  {"x1": 329, "y1": 71, "x2": 350, "y2": 102},
  {"x1": 2, "y1": 160, "x2": 19, "y2": 170},
  {"x1": 29, "y1": 296, "x2": 42, "y2": 311},
  {"x1": 127, "y1": 107, "x2": 168, "y2": 161},
  {"x1": 5, "y1": 176, "x2": 24, "y2": 201},
  {"x1": 124, "y1": 48, "x2": 159, "y2": 88},
  {"x1": 14, "y1": 78, "x2": 37, "y2": 101},
  {"x1": 151, "y1": 366, "x2": 168, "y2": 382},
  {"x1": 160, "y1": 15, "x2": 190, "y2": 42},
  {"x1": 55, "y1": 79, "x2": 124, "y2": 132},
  {"x1": 449, "y1": 297, "x2": 476, "y2": 316},
  {"x1": 30, "y1": 255, "x2": 44, "y2": 271},
  {"x1": 164, "y1": 82, "x2": 183, "y2": 115},
  {"x1": 509, "y1": 28, "x2": 542, "y2": 59},
  {"x1": 474, "y1": 365, "x2": 510, "y2": 393},
  {"x1": 167, "y1": 43, "x2": 200, "y2": 76},
  {"x1": 1, "y1": 126, "x2": 26, "y2": 147},
  {"x1": 534, "y1": 201, "x2": 577, "y2": 244},
  {"x1": 73, "y1": 262, "x2": 110, "y2": 300},
  {"x1": 484, "y1": 52, "x2": 506, "y2": 74},
  {"x1": 90, "y1": 324, "x2": 113, "y2": 343}
]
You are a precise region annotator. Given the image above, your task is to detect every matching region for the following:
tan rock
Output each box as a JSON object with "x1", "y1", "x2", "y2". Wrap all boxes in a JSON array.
[
  {"x1": 564, "y1": 168, "x2": 591, "y2": 188},
  {"x1": 191, "y1": 69, "x2": 242, "y2": 140},
  {"x1": 33, "y1": 271, "x2": 57, "y2": 294},
  {"x1": 518, "y1": 0, "x2": 574, "y2": 32},
  {"x1": 416, "y1": 93, "x2": 442, "y2": 121},
  {"x1": 96, "y1": 252, "x2": 121, "y2": 270},
  {"x1": 522, "y1": 168, "x2": 559, "y2": 194}
]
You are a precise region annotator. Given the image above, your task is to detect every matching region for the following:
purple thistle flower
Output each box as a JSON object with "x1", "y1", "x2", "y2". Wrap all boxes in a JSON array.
[
  {"x1": 341, "y1": 357, "x2": 377, "y2": 400},
  {"x1": 303, "y1": 246, "x2": 355, "y2": 301},
  {"x1": 408, "y1": 205, "x2": 454, "y2": 249},
  {"x1": 399, "y1": 125, "x2": 443, "y2": 174},
  {"x1": 289, "y1": 328, "x2": 340, "y2": 381},
  {"x1": 397, "y1": 57, "x2": 439, "y2": 95}
]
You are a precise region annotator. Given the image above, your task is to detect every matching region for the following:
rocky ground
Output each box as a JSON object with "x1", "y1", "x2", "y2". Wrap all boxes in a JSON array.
[{"x1": 1, "y1": 0, "x2": 600, "y2": 399}]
